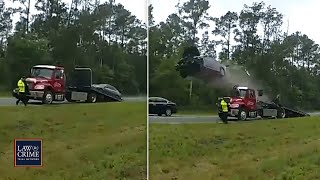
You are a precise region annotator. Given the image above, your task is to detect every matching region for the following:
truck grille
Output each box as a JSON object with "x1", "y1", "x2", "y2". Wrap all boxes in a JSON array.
[{"x1": 27, "y1": 82, "x2": 33, "y2": 89}]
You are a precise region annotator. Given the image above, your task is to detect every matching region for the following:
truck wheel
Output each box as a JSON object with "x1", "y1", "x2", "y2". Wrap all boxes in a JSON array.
[
  {"x1": 43, "y1": 90, "x2": 53, "y2": 104},
  {"x1": 277, "y1": 108, "x2": 286, "y2": 118},
  {"x1": 165, "y1": 108, "x2": 172, "y2": 116},
  {"x1": 65, "y1": 92, "x2": 75, "y2": 102},
  {"x1": 238, "y1": 109, "x2": 247, "y2": 120},
  {"x1": 86, "y1": 92, "x2": 97, "y2": 103}
]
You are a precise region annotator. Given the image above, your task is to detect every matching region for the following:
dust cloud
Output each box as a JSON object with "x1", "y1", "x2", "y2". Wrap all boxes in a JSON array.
[{"x1": 206, "y1": 64, "x2": 272, "y2": 102}]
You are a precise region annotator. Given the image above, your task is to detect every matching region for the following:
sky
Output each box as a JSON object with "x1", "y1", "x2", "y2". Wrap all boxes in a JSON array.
[
  {"x1": 5, "y1": 0, "x2": 147, "y2": 25},
  {"x1": 149, "y1": 0, "x2": 320, "y2": 45}
]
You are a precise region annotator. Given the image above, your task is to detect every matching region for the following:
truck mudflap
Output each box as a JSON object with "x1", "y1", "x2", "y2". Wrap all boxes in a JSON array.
[
  {"x1": 90, "y1": 86, "x2": 122, "y2": 102},
  {"x1": 282, "y1": 107, "x2": 310, "y2": 118}
]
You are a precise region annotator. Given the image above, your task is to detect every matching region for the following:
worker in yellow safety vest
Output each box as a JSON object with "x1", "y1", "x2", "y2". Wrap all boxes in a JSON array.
[
  {"x1": 220, "y1": 98, "x2": 228, "y2": 124},
  {"x1": 16, "y1": 76, "x2": 28, "y2": 106}
]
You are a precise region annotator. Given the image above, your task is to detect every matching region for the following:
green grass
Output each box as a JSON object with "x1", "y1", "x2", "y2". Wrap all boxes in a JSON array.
[
  {"x1": 150, "y1": 117, "x2": 320, "y2": 180},
  {"x1": 0, "y1": 90, "x2": 10, "y2": 97},
  {"x1": 0, "y1": 102, "x2": 147, "y2": 180}
]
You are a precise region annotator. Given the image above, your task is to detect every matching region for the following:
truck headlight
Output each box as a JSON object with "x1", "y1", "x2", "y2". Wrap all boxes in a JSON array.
[
  {"x1": 230, "y1": 104, "x2": 239, "y2": 108},
  {"x1": 34, "y1": 85, "x2": 45, "y2": 89}
]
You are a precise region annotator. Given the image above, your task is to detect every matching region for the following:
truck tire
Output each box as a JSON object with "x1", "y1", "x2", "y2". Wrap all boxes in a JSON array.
[
  {"x1": 86, "y1": 92, "x2": 97, "y2": 103},
  {"x1": 277, "y1": 108, "x2": 286, "y2": 118},
  {"x1": 238, "y1": 109, "x2": 247, "y2": 121},
  {"x1": 65, "y1": 92, "x2": 75, "y2": 102},
  {"x1": 42, "y1": 90, "x2": 53, "y2": 104}
]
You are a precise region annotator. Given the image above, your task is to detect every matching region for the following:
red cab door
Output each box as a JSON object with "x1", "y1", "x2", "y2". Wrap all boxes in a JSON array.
[
  {"x1": 245, "y1": 89, "x2": 257, "y2": 111},
  {"x1": 53, "y1": 69, "x2": 65, "y2": 95}
]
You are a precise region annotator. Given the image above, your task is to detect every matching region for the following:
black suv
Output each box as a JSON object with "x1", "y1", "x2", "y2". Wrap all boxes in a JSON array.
[{"x1": 149, "y1": 97, "x2": 177, "y2": 116}]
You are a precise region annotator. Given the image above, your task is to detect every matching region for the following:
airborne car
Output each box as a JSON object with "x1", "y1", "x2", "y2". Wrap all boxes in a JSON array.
[{"x1": 175, "y1": 46, "x2": 227, "y2": 81}]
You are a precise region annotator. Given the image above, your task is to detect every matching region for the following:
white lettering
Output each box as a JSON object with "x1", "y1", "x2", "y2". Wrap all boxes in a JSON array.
[
  {"x1": 16, "y1": 145, "x2": 40, "y2": 158},
  {"x1": 17, "y1": 151, "x2": 39, "y2": 158}
]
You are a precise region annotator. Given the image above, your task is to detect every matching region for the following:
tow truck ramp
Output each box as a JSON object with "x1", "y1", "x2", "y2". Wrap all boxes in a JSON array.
[
  {"x1": 283, "y1": 107, "x2": 310, "y2": 118},
  {"x1": 258, "y1": 100, "x2": 310, "y2": 118}
]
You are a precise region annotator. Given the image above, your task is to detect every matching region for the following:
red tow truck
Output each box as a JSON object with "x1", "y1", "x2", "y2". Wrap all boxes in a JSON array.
[
  {"x1": 13, "y1": 65, "x2": 122, "y2": 104},
  {"x1": 217, "y1": 86, "x2": 309, "y2": 120}
]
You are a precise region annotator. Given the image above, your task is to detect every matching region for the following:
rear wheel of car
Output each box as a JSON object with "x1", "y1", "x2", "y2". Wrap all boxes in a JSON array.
[
  {"x1": 165, "y1": 108, "x2": 172, "y2": 116},
  {"x1": 220, "y1": 67, "x2": 225, "y2": 76}
]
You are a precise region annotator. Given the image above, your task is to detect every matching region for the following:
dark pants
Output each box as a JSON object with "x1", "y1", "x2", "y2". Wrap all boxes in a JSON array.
[
  {"x1": 16, "y1": 92, "x2": 27, "y2": 106},
  {"x1": 221, "y1": 112, "x2": 228, "y2": 124}
]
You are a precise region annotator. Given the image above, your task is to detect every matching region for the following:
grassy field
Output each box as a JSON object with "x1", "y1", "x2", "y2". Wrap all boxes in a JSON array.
[
  {"x1": 150, "y1": 117, "x2": 320, "y2": 180},
  {"x1": 0, "y1": 90, "x2": 10, "y2": 97},
  {"x1": 0, "y1": 102, "x2": 147, "y2": 180}
]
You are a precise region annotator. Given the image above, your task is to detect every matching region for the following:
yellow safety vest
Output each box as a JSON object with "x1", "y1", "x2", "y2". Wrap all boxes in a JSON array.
[
  {"x1": 17, "y1": 79, "x2": 25, "y2": 93},
  {"x1": 220, "y1": 99, "x2": 228, "y2": 112}
]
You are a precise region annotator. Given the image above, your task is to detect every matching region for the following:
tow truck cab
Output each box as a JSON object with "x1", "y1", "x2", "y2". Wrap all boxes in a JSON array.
[
  {"x1": 218, "y1": 86, "x2": 262, "y2": 120},
  {"x1": 26, "y1": 65, "x2": 66, "y2": 103},
  {"x1": 228, "y1": 86, "x2": 258, "y2": 116}
]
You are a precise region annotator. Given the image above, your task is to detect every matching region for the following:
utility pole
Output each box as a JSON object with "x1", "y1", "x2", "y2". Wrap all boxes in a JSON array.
[
  {"x1": 109, "y1": 0, "x2": 115, "y2": 71},
  {"x1": 189, "y1": 80, "x2": 192, "y2": 101},
  {"x1": 26, "y1": 0, "x2": 31, "y2": 34}
]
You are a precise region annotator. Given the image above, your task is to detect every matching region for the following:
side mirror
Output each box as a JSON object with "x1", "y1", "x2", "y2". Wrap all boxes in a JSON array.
[{"x1": 258, "y1": 90, "x2": 263, "y2": 96}]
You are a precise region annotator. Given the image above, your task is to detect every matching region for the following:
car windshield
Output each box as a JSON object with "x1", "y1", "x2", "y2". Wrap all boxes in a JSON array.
[
  {"x1": 105, "y1": 84, "x2": 117, "y2": 91},
  {"x1": 31, "y1": 68, "x2": 54, "y2": 79}
]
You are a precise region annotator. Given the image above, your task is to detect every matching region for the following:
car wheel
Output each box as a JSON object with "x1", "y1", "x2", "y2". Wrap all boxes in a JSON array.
[
  {"x1": 220, "y1": 67, "x2": 225, "y2": 76},
  {"x1": 165, "y1": 108, "x2": 172, "y2": 116}
]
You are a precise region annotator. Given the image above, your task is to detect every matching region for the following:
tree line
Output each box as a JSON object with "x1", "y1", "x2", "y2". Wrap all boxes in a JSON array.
[
  {"x1": 0, "y1": 0, "x2": 147, "y2": 95},
  {"x1": 149, "y1": 0, "x2": 320, "y2": 110}
]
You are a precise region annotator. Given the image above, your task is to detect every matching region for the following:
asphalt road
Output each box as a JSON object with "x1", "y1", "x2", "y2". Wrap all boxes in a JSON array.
[
  {"x1": 0, "y1": 96, "x2": 146, "y2": 106},
  {"x1": 149, "y1": 112, "x2": 320, "y2": 124}
]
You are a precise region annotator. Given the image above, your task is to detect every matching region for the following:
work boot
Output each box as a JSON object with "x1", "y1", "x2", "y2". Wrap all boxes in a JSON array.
[{"x1": 16, "y1": 100, "x2": 19, "y2": 105}]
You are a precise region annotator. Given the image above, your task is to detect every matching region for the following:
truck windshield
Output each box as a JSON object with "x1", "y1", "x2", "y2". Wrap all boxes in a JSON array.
[
  {"x1": 31, "y1": 68, "x2": 54, "y2": 79},
  {"x1": 234, "y1": 89, "x2": 247, "y2": 98}
]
